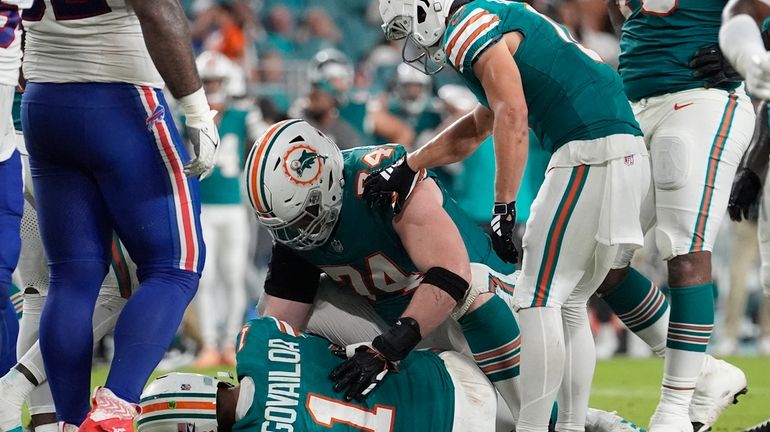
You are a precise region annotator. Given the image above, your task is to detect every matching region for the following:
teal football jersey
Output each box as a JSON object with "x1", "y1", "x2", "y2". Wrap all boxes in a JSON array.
[
  {"x1": 442, "y1": 0, "x2": 641, "y2": 153},
  {"x1": 233, "y1": 317, "x2": 456, "y2": 432},
  {"x1": 295, "y1": 144, "x2": 513, "y2": 301},
  {"x1": 199, "y1": 109, "x2": 249, "y2": 205},
  {"x1": 618, "y1": 0, "x2": 739, "y2": 101}
]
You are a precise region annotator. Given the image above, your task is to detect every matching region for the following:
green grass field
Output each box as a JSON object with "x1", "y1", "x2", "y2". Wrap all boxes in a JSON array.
[
  {"x1": 589, "y1": 357, "x2": 770, "y2": 431},
  {"x1": 34, "y1": 356, "x2": 767, "y2": 431}
]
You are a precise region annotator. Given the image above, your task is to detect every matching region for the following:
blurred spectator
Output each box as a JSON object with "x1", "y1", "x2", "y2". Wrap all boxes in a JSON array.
[
  {"x1": 255, "y1": 50, "x2": 292, "y2": 113},
  {"x1": 388, "y1": 64, "x2": 443, "y2": 148},
  {"x1": 719, "y1": 221, "x2": 770, "y2": 355},
  {"x1": 306, "y1": 49, "x2": 415, "y2": 147},
  {"x1": 295, "y1": 8, "x2": 341, "y2": 59},
  {"x1": 263, "y1": 6, "x2": 296, "y2": 56},
  {"x1": 555, "y1": 0, "x2": 620, "y2": 68},
  {"x1": 302, "y1": 82, "x2": 364, "y2": 150}
]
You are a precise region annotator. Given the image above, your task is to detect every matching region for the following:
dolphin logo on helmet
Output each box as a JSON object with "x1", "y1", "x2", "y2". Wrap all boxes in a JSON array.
[{"x1": 243, "y1": 119, "x2": 345, "y2": 251}]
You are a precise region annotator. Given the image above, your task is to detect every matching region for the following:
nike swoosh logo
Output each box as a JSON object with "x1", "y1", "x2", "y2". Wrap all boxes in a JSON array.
[{"x1": 674, "y1": 102, "x2": 694, "y2": 110}]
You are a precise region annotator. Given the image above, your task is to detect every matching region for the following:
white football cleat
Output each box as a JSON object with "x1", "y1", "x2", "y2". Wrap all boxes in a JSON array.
[
  {"x1": 690, "y1": 355, "x2": 748, "y2": 432},
  {"x1": 648, "y1": 407, "x2": 692, "y2": 432},
  {"x1": 586, "y1": 408, "x2": 645, "y2": 432}
]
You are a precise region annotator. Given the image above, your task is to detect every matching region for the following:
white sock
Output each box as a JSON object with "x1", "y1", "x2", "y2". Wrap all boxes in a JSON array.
[
  {"x1": 493, "y1": 376, "x2": 521, "y2": 425},
  {"x1": 634, "y1": 307, "x2": 669, "y2": 357},
  {"x1": 0, "y1": 368, "x2": 37, "y2": 430},
  {"x1": 659, "y1": 348, "x2": 705, "y2": 417},
  {"x1": 557, "y1": 306, "x2": 596, "y2": 432},
  {"x1": 17, "y1": 289, "x2": 44, "y2": 358},
  {"x1": 29, "y1": 381, "x2": 55, "y2": 422},
  {"x1": 517, "y1": 307, "x2": 565, "y2": 432}
]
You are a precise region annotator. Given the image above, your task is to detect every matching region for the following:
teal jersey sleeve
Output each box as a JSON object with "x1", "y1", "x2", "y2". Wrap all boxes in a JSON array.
[
  {"x1": 233, "y1": 317, "x2": 456, "y2": 432},
  {"x1": 296, "y1": 144, "x2": 513, "y2": 302},
  {"x1": 618, "y1": 0, "x2": 738, "y2": 101},
  {"x1": 443, "y1": 0, "x2": 641, "y2": 153}
]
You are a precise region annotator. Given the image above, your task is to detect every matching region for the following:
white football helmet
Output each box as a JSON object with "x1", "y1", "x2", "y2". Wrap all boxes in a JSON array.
[
  {"x1": 244, "y1": 119, "x2": 344, "y2": 250},
  {"x1": 137, "y1": 373, "x2": 223, "y2": 432},
  {"x1": 379, "y1": 0, "x2": 454, "y2": 74},
  {"x1": 396, "y1": 63, "x2": 432, "y2": 115},
  {"x1": 196, "y1": 50, "x2": 244, "y2": 104}
]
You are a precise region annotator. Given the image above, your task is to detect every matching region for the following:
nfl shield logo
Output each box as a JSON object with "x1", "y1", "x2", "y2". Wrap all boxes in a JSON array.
[
  {"x1": 624, "y1": 155, "x2": 634, "y2": 166},
  {"x1": 180, "y1": 383, "x2": 191, "y2": 391}
]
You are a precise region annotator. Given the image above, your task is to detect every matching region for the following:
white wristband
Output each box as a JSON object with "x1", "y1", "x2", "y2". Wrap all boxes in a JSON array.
[
  {"x1": 720, "y1": 14, "x2": 766, "y2": 78},
  {"x1": 178, "y1": 87, "x2": 210, "y2": 121}
]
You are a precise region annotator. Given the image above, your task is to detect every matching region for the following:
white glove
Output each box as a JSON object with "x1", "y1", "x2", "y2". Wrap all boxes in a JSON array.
[
  {"x1": 746, "y1": 53, "x2": 770, "y2": 101},
  {"x1": 179, "y1": 88, "x2": 220, "y2": 179}
]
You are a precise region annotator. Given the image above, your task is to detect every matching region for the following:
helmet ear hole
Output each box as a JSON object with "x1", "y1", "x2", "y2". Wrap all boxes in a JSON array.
[{"x1": 417, "y1": 0, "x2": 428, "y2": 23}]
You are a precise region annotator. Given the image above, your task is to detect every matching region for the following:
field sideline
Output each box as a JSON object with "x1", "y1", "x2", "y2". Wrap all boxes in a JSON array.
[{"x1": 19, "y1": 356, "x2": 768, "y2": 430}]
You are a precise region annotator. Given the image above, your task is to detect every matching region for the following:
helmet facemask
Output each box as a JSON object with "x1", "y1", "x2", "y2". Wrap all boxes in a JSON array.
[
  {"x1": 263, "y1": 188, "x2": 341, "y2": 251},
  {"x1": 380, "y1": 0, "x2": 449, "y2": 75}
]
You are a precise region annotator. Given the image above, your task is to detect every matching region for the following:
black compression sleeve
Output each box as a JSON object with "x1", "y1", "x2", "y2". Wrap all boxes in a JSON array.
[{"x1": 264, "y1": 243, "x2": 321, "y2": 304}]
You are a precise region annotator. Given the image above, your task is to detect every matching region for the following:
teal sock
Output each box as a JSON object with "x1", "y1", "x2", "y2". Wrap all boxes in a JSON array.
[
  {"x1": 666, "y1": 282, "x2": 715, "y2": 352},
  {"x1": 601, "y1": 267, "x2": 668, "y2": 333},
  {"x1": 459, "y1": 296, "x2": 520, "y2": 381}
]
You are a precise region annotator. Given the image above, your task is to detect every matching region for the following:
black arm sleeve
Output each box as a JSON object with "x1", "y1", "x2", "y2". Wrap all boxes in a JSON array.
[{"x1": 264, "y1": 243, "x2": 322, "y2": 304}]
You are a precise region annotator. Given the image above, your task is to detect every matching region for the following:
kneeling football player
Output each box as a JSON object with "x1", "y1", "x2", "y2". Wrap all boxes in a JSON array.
[{"x1": 243, "y1": 119, "x2": 523, "y2": 421}]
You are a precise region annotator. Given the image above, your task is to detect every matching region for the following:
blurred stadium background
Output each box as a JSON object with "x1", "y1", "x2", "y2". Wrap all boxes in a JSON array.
[{"x1": 40, "y1": 0, "x2": 768, "y2": 427}]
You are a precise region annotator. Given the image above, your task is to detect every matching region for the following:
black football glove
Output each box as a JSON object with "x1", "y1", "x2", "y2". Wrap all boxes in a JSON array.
[
  {"x1": 329, "y1": 344, "x2": 395, "y2": 402},
  {"x1": 362, "y1": 155, "x2": 426, "y2": 215},
  {"x1": 329, "y1": 318, "x2": 421, "y2": 401},
  {"x1": 728, "y1": 169, "x2": 762, "y2": 222},
  {"x1": 491, "y1": 201, "x2": 519, "y2": 264},
  {"x1": 689, "y1": 45, "x2": 743, "y2": 89}
]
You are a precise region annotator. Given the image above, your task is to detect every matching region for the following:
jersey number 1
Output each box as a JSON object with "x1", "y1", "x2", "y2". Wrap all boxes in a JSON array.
[
  {"x1": 307, "y1": 393, "x2": 395, "y2": 432},
  {"x1": 23, "y1": 0, "x2": 111, "y2": 21}
]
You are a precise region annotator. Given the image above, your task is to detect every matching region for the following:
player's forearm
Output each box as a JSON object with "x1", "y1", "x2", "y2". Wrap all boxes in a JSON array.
[
  {"x1": 492, "y1": 106, "x2": 528, "y2": 203},
  {"x1": 130, "y1": 0, "x2": 202, "y2": 98},
  {"x1": 720, "y1": 2, "x2": 766, "y2": 78},
  {"x1": 401, "y1": 285, "x2": 458, "y2": 337},
  {"x1": 407, "y1": 108, "x2": 490, "y2": 170}
]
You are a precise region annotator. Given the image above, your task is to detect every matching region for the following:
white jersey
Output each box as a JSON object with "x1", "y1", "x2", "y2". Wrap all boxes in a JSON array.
[
  {"x1": 0, "y1": 0, "x2": 31, "y2": 86},
  {"x1": 23, "y1": 0, "x2": 163, "y2": 87}
]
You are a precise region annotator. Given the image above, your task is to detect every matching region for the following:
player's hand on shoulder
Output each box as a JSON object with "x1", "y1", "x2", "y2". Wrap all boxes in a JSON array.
[
  {"x1": 179, "y1": 88, "x2": 221, "y2": 179},
  {"x1": 689, "y1": 45, "x2": 742, "y2": 89},
  {"x1": 491, "y1": 200, "x2": 519, "y2": 264},
  {"x1": 729, "y1": 168, "x2": 762, "y2": 222},
  {"x1": 329, "y1": 342, "x2": 396, "y2": 402},
  {"x1": 362, "y1": 155, "x2": 426, "y2": 215},
  {"x1": 746, "y1": 52, "x2": 770, "y2": 101},
  {"x1": 329, "y1": 317, "x2": 421, "y2": 401}
]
